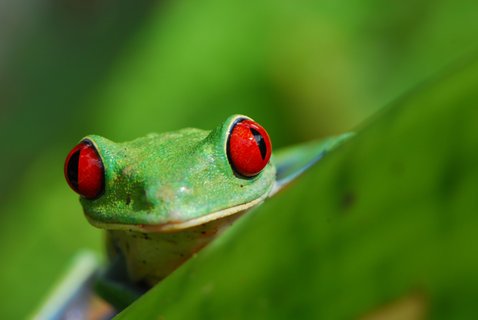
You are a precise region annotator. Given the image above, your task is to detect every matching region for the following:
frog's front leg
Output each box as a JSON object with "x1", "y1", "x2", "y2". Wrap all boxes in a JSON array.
[
  {"x1": 95, "y1": 231, "x2": 158, "y2": 311},
  {"x1": 94, "y1": 255, "x2": 148, "y2": 311}
]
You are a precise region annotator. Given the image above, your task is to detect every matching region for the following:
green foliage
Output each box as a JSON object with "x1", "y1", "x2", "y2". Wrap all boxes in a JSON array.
[
  {"x1": 1, "y1": 0, "x2": 478, "y2": 319},
  {"x1": 117, "y1": 59, "x2": 478, "y2": 319}
]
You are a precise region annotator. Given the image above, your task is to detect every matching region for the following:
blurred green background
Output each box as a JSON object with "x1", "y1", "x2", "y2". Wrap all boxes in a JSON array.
[{"x1": 1, "y1": 0, "x2": 477, "y2": 318}]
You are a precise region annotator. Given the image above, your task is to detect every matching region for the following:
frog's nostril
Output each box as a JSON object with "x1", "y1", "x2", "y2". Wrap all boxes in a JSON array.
[{"x1": 64, "y1": 140, "x2": 105, "y2": 199}]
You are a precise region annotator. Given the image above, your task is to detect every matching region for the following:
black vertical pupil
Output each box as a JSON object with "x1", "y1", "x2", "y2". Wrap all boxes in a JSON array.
[
  {"x1": 67, "y1": 149, "x2": 80, "y2": 190},
  {"x1": 250, "y1": 128, "x2": 267, "y2": 160}
]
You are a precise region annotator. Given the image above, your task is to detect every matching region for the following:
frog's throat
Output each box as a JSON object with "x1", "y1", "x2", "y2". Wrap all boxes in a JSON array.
[{"x1": 86, "y1": 194, "x2": 267, "y2": 233}]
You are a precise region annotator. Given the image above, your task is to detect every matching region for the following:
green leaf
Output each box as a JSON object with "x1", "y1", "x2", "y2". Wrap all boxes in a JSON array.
[{"x1": 116, "y1": 58, "x2": 478, "y2": 319}]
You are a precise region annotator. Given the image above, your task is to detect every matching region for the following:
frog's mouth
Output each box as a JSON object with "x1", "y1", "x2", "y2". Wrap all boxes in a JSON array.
[{"x1": 85, "y1": 194, "x2": 267, "y2": 233}]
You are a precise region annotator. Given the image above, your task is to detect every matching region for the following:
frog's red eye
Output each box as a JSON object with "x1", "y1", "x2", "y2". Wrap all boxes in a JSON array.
[
  {"x1": 64, "y1": 140, "x2": 104, "y2": 199},
  {"x1": 227, "y1": 118, "x2": 272, "y2": 177}
]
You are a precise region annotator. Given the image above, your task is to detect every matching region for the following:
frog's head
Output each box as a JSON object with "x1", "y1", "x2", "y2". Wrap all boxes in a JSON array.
[{"x1": 64, "y1": 115, "x2": 275, "y2": 232}]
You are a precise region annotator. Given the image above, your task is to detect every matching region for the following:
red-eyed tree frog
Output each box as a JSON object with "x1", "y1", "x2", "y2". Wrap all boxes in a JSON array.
[{"x1": 37, "y1": 114, "x2": 351, "y2": 318}]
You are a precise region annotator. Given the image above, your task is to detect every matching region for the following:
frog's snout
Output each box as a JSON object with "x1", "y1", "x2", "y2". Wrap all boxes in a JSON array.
[{"x1": 143, "y1": 180, "x2": 192, "y2": 211}]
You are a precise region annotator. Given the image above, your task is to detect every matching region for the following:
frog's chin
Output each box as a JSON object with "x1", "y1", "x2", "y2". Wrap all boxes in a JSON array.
[{"x1": 85, "y1": 194, "x2": 267, "y2": 233}]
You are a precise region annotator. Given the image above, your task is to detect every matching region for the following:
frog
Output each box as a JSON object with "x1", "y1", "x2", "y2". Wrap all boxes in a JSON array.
[{"x1": 56, "y1": 114, "x2": 351, "y2": 315}]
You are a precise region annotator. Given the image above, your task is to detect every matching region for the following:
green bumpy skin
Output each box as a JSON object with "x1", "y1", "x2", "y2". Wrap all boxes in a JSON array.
[
  {"x1": 81, "y1": 115, "x2": 275, "y2": 232},
  {"x1": 78, "y1": 115, "x2": 276, "y2": 288}
]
